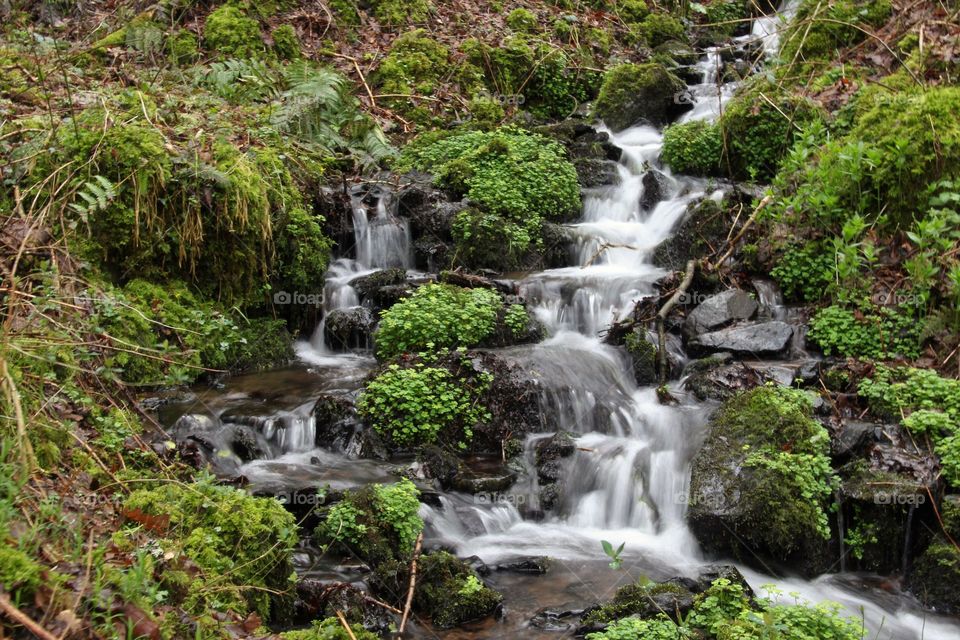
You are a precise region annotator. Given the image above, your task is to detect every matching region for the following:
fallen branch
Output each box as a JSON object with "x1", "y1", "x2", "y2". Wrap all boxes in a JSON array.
[
  {"x1": 335, "y1": 610, "x2": 358, "y2": 640},
  {"x1": 583, "y1": 241, "x2": 640, "y2": 268},
  {"x1": 398, "y1": 531, "x2": 424, "y2": 636},
  {"x1": 709, "y1": 194, "x2": 773, "y2": 270},
  {"x1": 657, "y1": 259, "x2": 697, "y2": 383},
  {"x1": 0, "y1": 592, "x2": 61, "y2": 640}
]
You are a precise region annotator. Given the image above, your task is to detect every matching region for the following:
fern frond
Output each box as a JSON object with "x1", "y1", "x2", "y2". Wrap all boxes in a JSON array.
[{"x1": 70, "y1": 176, "x2": 117, "y2": 218}]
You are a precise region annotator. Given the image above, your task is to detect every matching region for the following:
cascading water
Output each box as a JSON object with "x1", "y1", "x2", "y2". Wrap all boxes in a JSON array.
[{"x1": 164, "y1": 3, "x2": 960, "y2": 636}]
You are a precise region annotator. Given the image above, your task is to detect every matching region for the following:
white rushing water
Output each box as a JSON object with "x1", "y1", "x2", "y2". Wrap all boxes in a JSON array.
[{"x1": 284, "y1": 2, "x2": 960, "y2": 635}]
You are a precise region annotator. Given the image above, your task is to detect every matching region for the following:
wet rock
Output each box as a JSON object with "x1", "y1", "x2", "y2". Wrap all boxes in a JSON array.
[
  {"x1": 831, "y1": 421, "x2": 885, "y2": 461},
  {"x1": 494, "y1": 556, "x2": 552, "y2": 574},
  {"x1": 575, "y1": 158, "x2": 622, "y2": 188},
  {"x1": 684, "y1": 289, "x2": 759, "y2": 337},
  {"x1": 531, "y1": 606, "x2": 584, "y2": 632},
  {"x1": 692, "y1": 565, "x2": 754, "y2": 595},
  {"x1": 688, "y1": 386, "x2": 835, "y2": 576},
  {"x1": 535, "y1": 432, "x2": 576, "y2": 511},
  {"x1": 415, "y1": 551, "x2": 503, "y2": 628},
  {"x1": 451, "y1": 468, "x2": 517, "y2": 494},
  {"x1": 655, "y1": 40, "x2": 700, "y2": 66},
  {"x1": 227, "y1": 424, "x2": 271, "y2": 461},
  {"x1": 172, "y1": 413, "x2": 216, "y2": 433},
  {"x1": 580, "y1": 576, "x2": 698, "y2": 627},
  {"x1": 323, "y1": 307, "x2": 374, "y2": 350},
  {"x1": 639, "y1": 169, "x2": 670, "y2": 212},
  {"x1": 292, "y1": 579, "x2": 395, "y2": 633},
  {"x1": 683, "y1": 358, "x2": 765, "y2": 401},
  {"x1": 350, "y1": 268, "x2": 409, "y2": 312},
  {"x1": 688, "y1": 321, "x2": 794, "y2": 357},
  {"x1": 314, "y1": 394, "x2": 388, "y2": 459},
  {"x1": 593, "y1": 62, "x2": 690, "y2": 131},
  {"x1": 652, "y1": 197, "x2": 730, "y2": 271},
  {"x1": 541, "y1": 222, "x2": 575, "y2": 269},
  {"x1": 625, "y1": 328, "x2": 659, "y2": 385}
]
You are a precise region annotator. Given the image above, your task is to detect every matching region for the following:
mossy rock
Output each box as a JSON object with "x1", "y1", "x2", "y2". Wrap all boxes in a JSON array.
[
  {"x1": 123, "y1": 479, "x2": 298, "y2": 620},
  {"x1": 625, "y1": 329, "x2": 658, "y2": 385},
  {"x1": 167, "y1": 29, "x2": 199, "y2": 65},
  {"x1": 279, "y1": 617, "x2": 378, "y2": 640},
  {"x1": 581, "y1": 578, "x2": 695, "y2": 624},
  {"x1": 593, "y1": 62, "x2": 686, "y2": 131},
  {"x1": 204, "y1": 5, "x2": 264, "y2": 58},
  {"x1": 272, "y1": 24, "x2": 301, "y2": 60},
  {"x1": 661, "y1": 119, "x2": 723, "y2": 176},
  {"x1": 367, "y1": 0, "x2": 430, "y2": 24},
  {"x1": 908, "y1": 541, "x2": 960, "y2": 614},
  {"x1": 414, "y1": 551, "x2": 503, "y2": 627},
  {"x1": 780, "y1": 0, "x2": 892, "y2": 61},
  {"x1": 374, "y1": 29, "x2": 450, "y2": 122},
  {"x1": 688, "y1": 385, "x2": 836, "y2": 576}
]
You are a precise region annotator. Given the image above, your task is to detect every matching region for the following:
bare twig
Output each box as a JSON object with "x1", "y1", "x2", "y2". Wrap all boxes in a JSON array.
[
  {"x1": 398, "y1": 532, "x2": 424, "y2": 636},
  {"x1": 0, "y1": 592, "x2": 61, "y2": 640},
  {"x1": 657, "y1": 260, "x2": 697, "y2": 383},
  {"x1": 710, "y1": 195, "x2": 773, "y2": 270},
  {"x1": 335, "y1": 611, "x2": 358, "y2": 640}
]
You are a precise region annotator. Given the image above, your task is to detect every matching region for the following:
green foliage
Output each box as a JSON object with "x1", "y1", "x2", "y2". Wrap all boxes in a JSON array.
[
  {"x1": 328, "y1": 0, "x2": 361, "y2": 25},
  {"x1": 375, "y1": 283, "x2": 503, "y2": 358},
  {"x1": 318, "y1": 479, "x2": 423, "y2": 559},
  {"x1": 357, "y1": 362, "x2": 492, "y2": 447},
  {"x1": 772, "y1": 88, "x2": 960, "y2": 232},
  {"x1": 705, "y1": 385, "x2": 838, "y2": 551},
  {"x1": 614, "y1": 0, "x2": 649, "y2": 23},
  {"x1": 506, "y1": 8, "x2": 538, "y2": 32},
  {"x1": 204, "y1": 5, "x2": 263, "y2": 58},
  {"x1": 636, "y1": 12, "x2": 686, "y2": 47},
  {"x1": 600, "y1": 539, "x2": 625, "y2": 569},
  {"x1": 504, "y1": 304, "x2": 530, "y2": 338},
  {"x1": 807, "y1": 303, "x2": 922, "y2": 359},
  {"x1": 859, "y1": 367, "x2": 960, "y2": 486},
  {"x1": 272, "y1": 25, "x2": 302, "y2": 60},
  {"x1": 279, "y1": 618, "x2": 378, "y2": 640},
  {"x1": 661, "y1": 120, "x2": 722, "y2": 175},
  {"x1": 369, "y1": 0, "x2": 430, "y2": 24},
  {"x1": 167, "y1": 29, "x2": 199, "y2": 64},
  {"x1": 374, "y1": 30, "x2": 450, "y2": 122},
  {"x1": 781, "y1": 0, "x2": 892, "y2": 61},
  {"x1": 720, "y1": 78, "x2": 820, "y2": 181},
  {"x1": 771, "y1": 241, "x2": 834, "y2": 302},
  {"x1": 123, "y1": 477, "x2": 298, "y2": 619},
  {"x1": 586, "y1": 578, "x2": 865, "y2": 640},
  {"x1": 451, "y1": 208, "x2": 531, "y2": 268},
  {"x1": 398, "y1": 128, "x2": 580, "y2": 257}
]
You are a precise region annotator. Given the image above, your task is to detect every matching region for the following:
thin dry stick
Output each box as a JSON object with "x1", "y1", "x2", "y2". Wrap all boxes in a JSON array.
[
  {"x1": 711, "y1": 194, "x2": 773, "y2": 269},
  {"x1": 0, "y1": 592, "x2": 61, "y2": 640},
  {"x1": 657, "y1": 260, "x2": 697, "y2": 383},
  {"x1": 398, "y1": 532, "x2": 424, "y2": 636},
  {"x1": 329, "y1": 53, "x2": 377, "y2": 108},
  {"x1": 583, "y1": 241, "x2": 639, "y2": 268},
  {"x1": 335, "y1": 611, "x2": 358, "y2": 640},
  {"x1": 0, "y1": 356, "x2": 36, "y2": 475}
]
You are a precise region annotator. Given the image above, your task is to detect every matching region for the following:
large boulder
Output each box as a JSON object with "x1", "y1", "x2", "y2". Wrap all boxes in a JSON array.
[
  {"x1": 537, "y1": 118, "x2": 623, "y2": 190},
  {"x1": 688, "y1": 386, "x2": 835, "y2": 576},
  {"x1": 684, "y1": 289, "x2": 758, "y2": 337},
  {"x1": 639, "y1": 169, "x2": 671, "y2": 212},
  {"x1": 593, "y1": 62, "x2": 689, "y2": 131},
  {"x1": 688, "y1": 321, "x2": 793, "y2": 357}
]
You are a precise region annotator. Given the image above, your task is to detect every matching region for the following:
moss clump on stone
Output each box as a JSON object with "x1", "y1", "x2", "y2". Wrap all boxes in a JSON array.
[
  {"x1": 661, "y1": 119, "x2": 723, "y2": 176},
  {"x1": 272, "y1": 24, "x2": 301, "y2": 60},
  {"x1": 414, "y1": 551, "x2": 503, "y2": 627},
  {"x1": 398, "y1": 127, "x2": 580, "y2": 262},
  {"x1": 506, "y1": 8, "x2": 539, "y2": 32},
  {"x1": 688, "y1": 385, "x2": 837, "y2": 571},
  {"x1": 582, "y1": 579, "x2": 689, "y2": 624},
  {"x1": 909, "y1": 542, "x2": 960, "y2": 614},
  {"x1": 781, "y1": 0, "x2": 892, "y2": 61},
  {"x1": 636, "y1": 12, "x2": 686, "y2": 47},
  {"x1": 123, "y1": 479, "x2": 298, "y2": 620},
  {"x1": 167, "y1": 29, "x2": 199, "y2": 65},
  {"x1": 625, "y1": 329, "x2": 659, "y2": 385},
  {"x1": 369, "y1": 0, "x2": 430, "y2": 24},
  {"x1": 203, "y1": 5, "x2": 264, "y2": 58},
  {"x1": 593, "y1": 62, "x2": 685, "y2": 131},
  {"x1": 374, "y1": 29, "x2": 450, "y2": 122}
]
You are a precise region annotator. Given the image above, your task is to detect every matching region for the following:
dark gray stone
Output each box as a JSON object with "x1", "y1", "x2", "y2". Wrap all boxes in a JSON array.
[
  {"x1": 640, "y1": 169, "x2": 670, "y2": 212},
  {"x1": 323, "y1": 306, "x2": 374, "y2": 350},
  {"x1": 689, "y1": 321, "x2": 793, "y2": 356},
  {"x1": 684, "y1": 289, "x2": 758, "y2": 337}
]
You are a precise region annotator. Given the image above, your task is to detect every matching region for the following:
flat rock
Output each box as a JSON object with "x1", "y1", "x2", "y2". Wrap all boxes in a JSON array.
[
  {"x1": 689, "y1": 321, "x2": 793, "y2": 357},
  {"x1": 685, "y1": 289, "x2": 758, "y2": 337}
]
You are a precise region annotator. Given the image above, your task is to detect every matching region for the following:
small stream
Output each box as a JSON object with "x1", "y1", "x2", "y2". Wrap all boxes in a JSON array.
[{"x1": 159, "y1": 4, "x2": 960, "y2": 638}]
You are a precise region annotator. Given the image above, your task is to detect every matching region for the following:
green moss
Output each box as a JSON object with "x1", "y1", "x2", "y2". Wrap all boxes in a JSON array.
[
  {"x1": 369, "y1": 0, "x2": 430, "y2": 24},
  {"x1": 661, "y1": 120, "x2": 723, "y2": 176},
  {"x1": 272, "y1": 24, "x2": 301, "y2": 60},
  {"x1": 781, "y1": 0, "x2": 892, "y2": 61},
  {"x1": 467, "y1": 95, "x2": 505, "y2": 128},
  {"x1": 808, "y1": 303, "x2": 922, "y2": 359},
  {"x1": 317, "y1": 478, "x2": 423, "y2": 564},
  {"x1": 719, "y1": 78, "x2": 820, "y2": 181},
  {"x1": 124, "y1": 478, "x2": 298, "y2": 620},
  {"x1": 329, "y1": 0, "x2": 361, "y2": 25},
  {"x1": 0, "y1": 546, "x2": 44, "y2": 598},
  {"x1": 398, "y1": 127, "x2": 580, "y2": 255},
  {"x1": 614, "y1": 0, "x2": 649, "y2": 22},
  {"x1": 374, "y1": 29, "x2": 450, "y2": 121},
  {"x1": 593, "y1": 62, "x2": 685, "y2": 130},
  {"x1": 582, "y1": 580, "x2": 687, "y2": 624},
  {"x1": 279, "y1": 618, "x2": 378, "y2": 640},
  {"x1": 910, "y1": 542, "x2": 960, "y2": 613},
  {"x1": 204, "y1": 5, "x2": 264, "y2": 58},
  {"x1": 506, "y1": 8, "x2": 539, "y2": 32},
  {"x1": 415, "y1": 551, "x2": 503, "y2": 628},
  {"x1": 637, "y1": 13, "x2": 686, "y2": 47},
  {"x1": 167, "y1": 29, "x2": 199, "y2": 65}
]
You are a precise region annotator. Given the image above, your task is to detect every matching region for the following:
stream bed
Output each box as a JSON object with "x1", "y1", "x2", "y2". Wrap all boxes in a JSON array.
[{"x1": 157, "y1": 4, "x2": 960, "y2": 638}]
